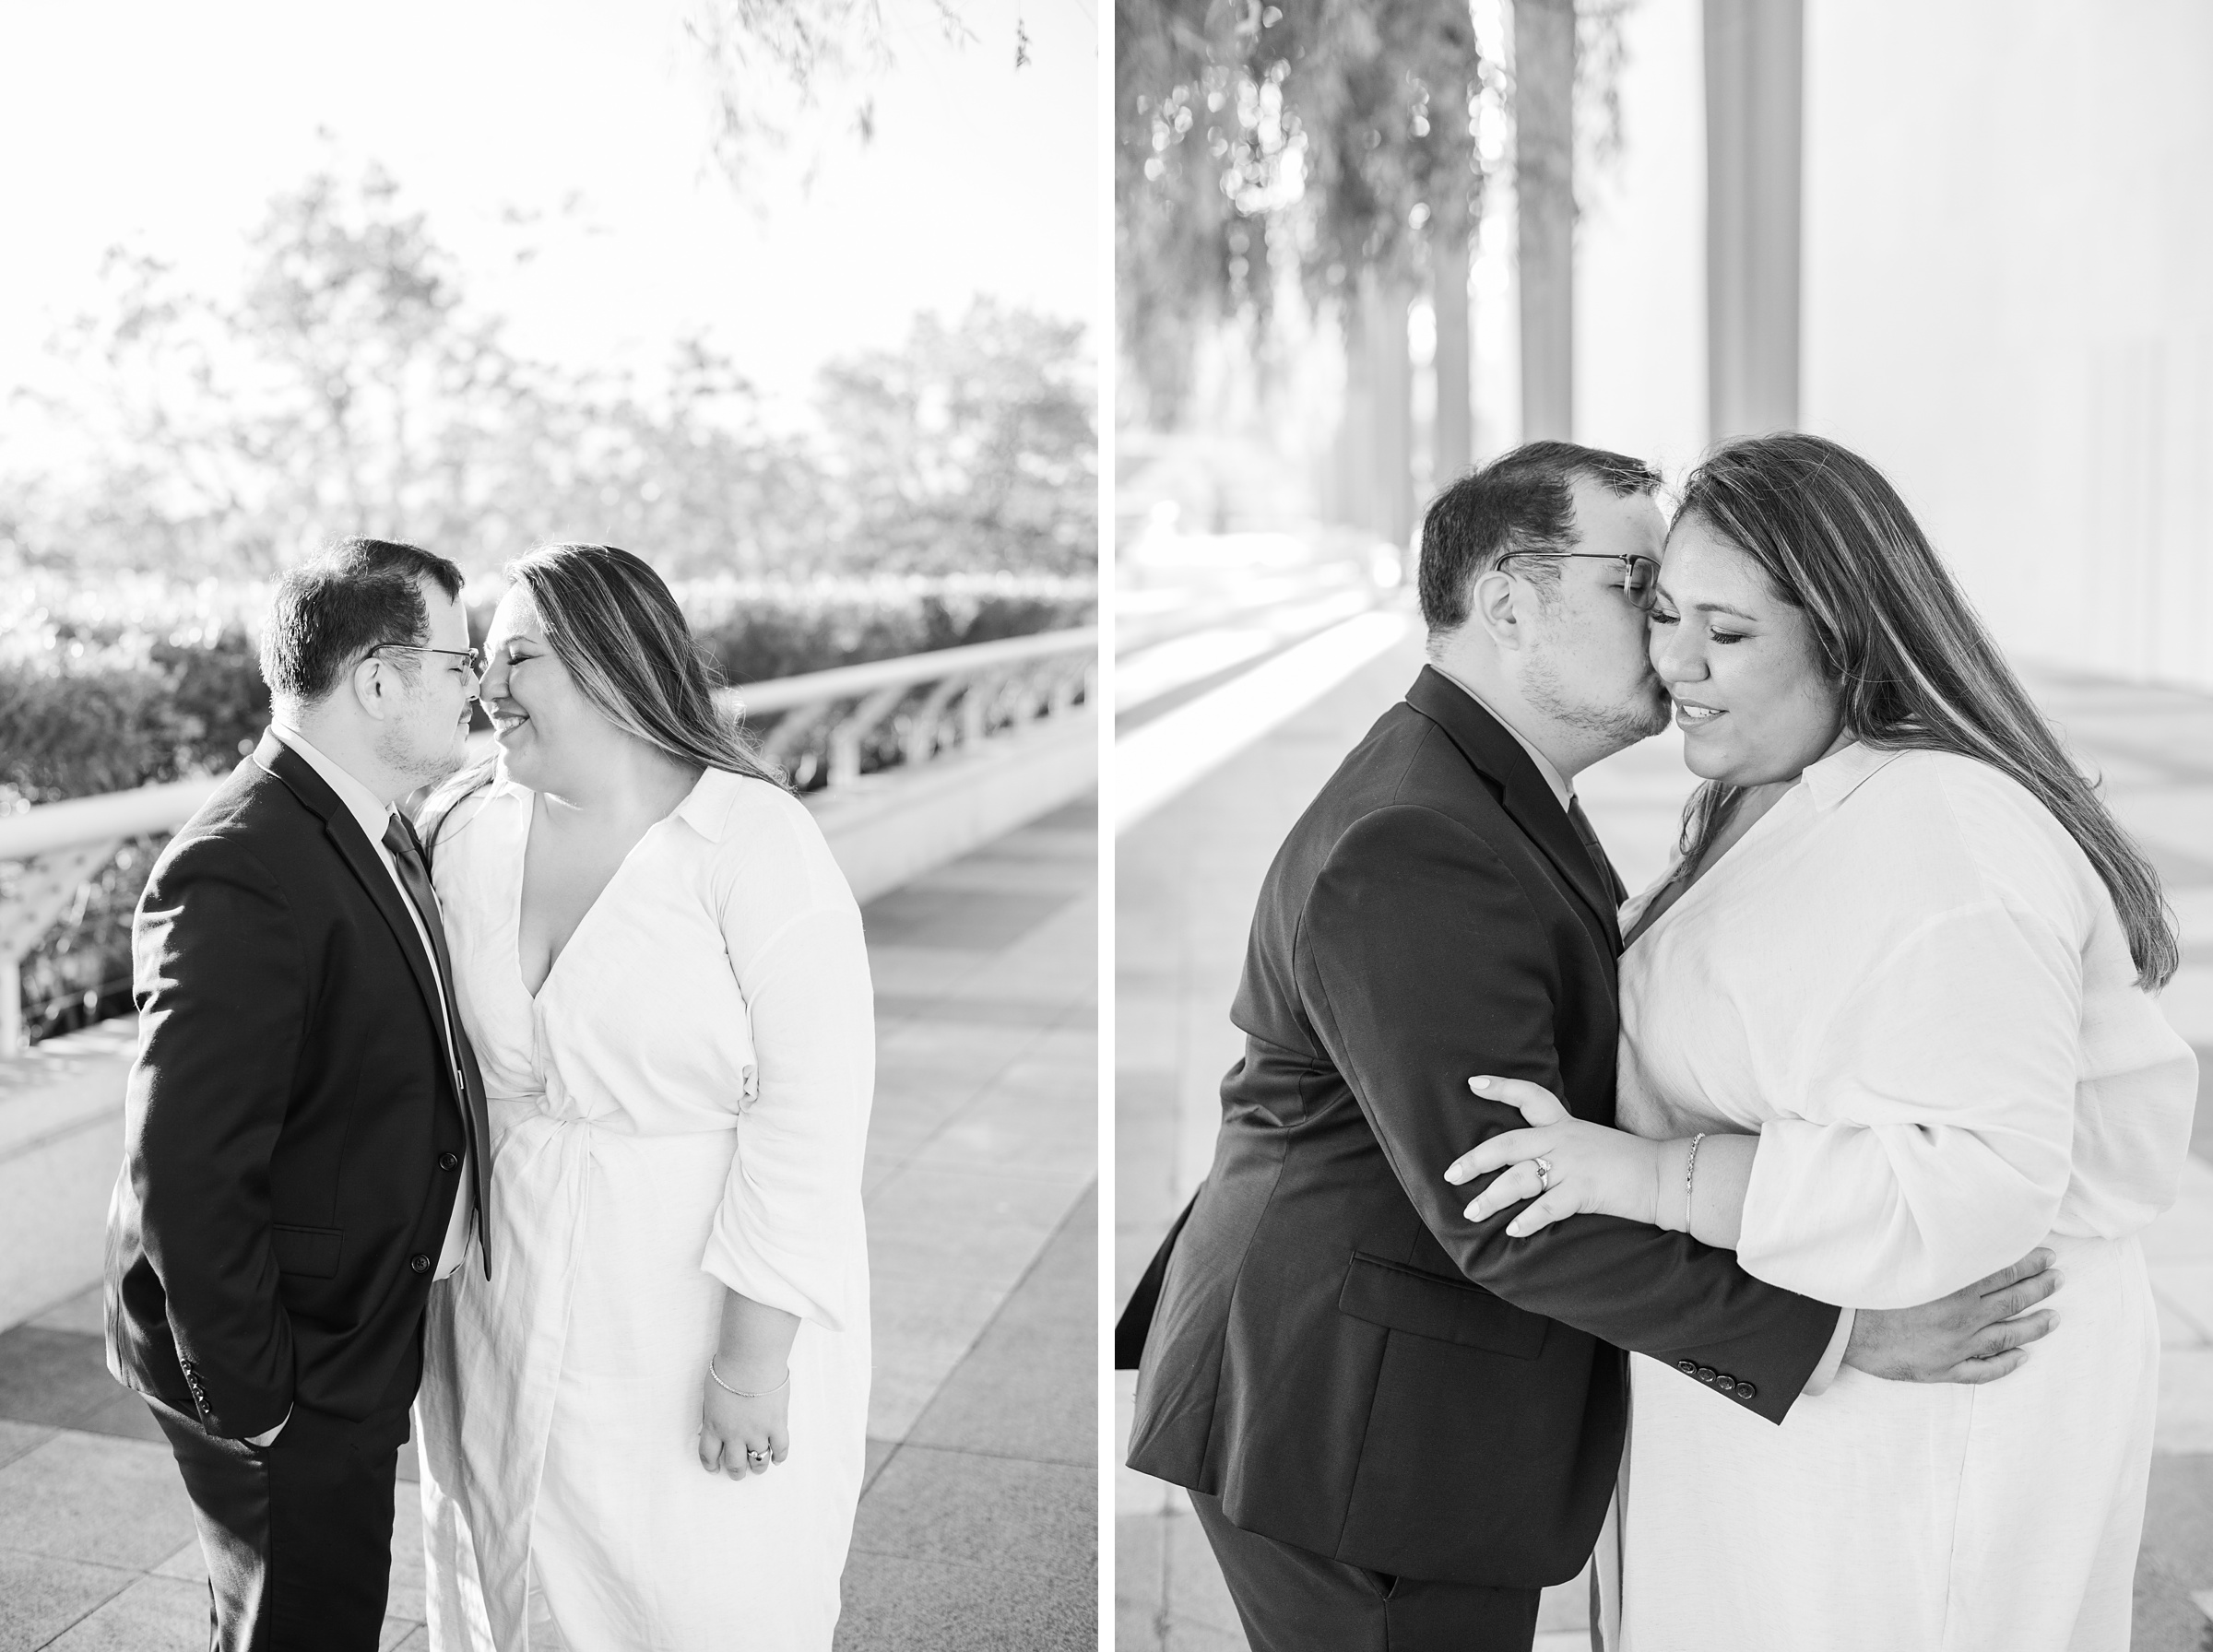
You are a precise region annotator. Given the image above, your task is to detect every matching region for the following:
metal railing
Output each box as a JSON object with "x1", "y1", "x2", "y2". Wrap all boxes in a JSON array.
[{"x1": 0, "y1": 628, "x2": 1097, "y2": 1052}]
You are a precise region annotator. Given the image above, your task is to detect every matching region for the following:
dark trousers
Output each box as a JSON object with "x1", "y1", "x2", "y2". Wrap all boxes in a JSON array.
[
  {"x1": 1191, "y1": 1490, "x2": 1544, "y2": 1652},
  {"x1": 148, "y1": 1396, "x2": 410, "y2": 1652}
]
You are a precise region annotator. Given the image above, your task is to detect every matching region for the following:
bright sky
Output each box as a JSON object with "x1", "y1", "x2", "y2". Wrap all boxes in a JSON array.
[{"x1": 0, "y1": 0, "x2": 1098, "y2": 423}]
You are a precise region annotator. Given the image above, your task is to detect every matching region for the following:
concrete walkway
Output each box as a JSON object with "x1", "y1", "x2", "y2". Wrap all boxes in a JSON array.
[
  {"x1": 0, "y1": 796, "x2": 1097, "y2": 1652},
  {"x1": 1114, "y1": 612, "x2": 2213, "y2": 1650}
]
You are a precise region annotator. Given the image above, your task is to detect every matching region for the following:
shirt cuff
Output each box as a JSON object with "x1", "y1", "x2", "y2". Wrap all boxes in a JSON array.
[
  {"x1": 1802, "y1": 1307, "x2": 1854, "y2": 1398},
  {"x1": 246, "y1": 1406, "x2": 291, "y2": 1447}
]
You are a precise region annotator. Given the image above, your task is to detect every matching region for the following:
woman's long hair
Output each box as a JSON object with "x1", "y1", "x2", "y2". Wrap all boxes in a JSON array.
[
  {"x1": 422, "y1": 543, "x2": 785, "y2": 850},
  {"x1": 1671, "y1": 432, "x2": 2178, "y2": 990}
]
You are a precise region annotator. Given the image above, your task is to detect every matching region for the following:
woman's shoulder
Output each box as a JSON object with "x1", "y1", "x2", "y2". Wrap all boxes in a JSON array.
[
  {"x1": 1851, "y1": 747, "x2": 2094, "y2": 922},
  {"x1": 679, "y1": 769, "x2": 851, "y2": 890}
]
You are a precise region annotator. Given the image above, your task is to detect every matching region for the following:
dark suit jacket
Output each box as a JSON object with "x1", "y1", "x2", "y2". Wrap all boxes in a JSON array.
[
  {"x1": 104, "y1": 731, "x2": 491, "y2": 1439},
  {"x1": 1124, "y1": 668, "x2": 1841, "y2": 1587}
]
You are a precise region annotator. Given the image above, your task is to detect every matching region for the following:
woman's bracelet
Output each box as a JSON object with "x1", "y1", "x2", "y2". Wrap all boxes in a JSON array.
[
  {"x1": 708, "y1": 1359, "x2": 790, "y2": 1399},
  {"x1": 1683, "y1": 1133, "x2": 1707, "y2": 1233}
]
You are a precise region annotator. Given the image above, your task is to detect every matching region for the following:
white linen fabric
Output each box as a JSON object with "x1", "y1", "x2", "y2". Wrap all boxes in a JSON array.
[
  {"x1": 1607, "y1": 742, "x2": 2195, "y2": 1652},
  {"x1": 414, "y1": 767, "x2": 873, "y2": 1650}
]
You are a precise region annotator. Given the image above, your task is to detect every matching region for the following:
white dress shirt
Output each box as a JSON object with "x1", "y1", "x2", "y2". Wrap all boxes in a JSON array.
[{"x1": 269, "y1": 725, "x2": 476, "y2": 1280}]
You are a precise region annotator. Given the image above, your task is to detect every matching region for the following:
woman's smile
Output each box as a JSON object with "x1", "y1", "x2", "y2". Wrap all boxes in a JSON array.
[{"x1": 1673, "y1": 698, "x2": 1724, "y2": 728}]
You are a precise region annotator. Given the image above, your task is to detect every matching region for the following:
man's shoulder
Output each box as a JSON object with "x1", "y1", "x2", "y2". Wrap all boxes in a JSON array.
[
  {"x1": 1295, "y1": 703, "x2": 1504, "y2": 851},
  {"x1": 148, "y1": 759, "x2": 321, "y2": 891}
]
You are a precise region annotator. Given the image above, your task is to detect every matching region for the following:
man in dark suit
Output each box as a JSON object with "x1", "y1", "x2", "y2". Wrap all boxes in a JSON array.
[
  {"x1": 1121, "y1": 443, "x2": 2060, "y2": 1650},
  {"x1": 105, "y1": 538, "x2": 492, "y2": 1650}
]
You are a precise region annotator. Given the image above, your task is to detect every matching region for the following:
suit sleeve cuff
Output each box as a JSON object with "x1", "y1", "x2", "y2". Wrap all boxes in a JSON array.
[{"x1": 1802, "y1": 1307, "x2": 1853, "y2": 1398}]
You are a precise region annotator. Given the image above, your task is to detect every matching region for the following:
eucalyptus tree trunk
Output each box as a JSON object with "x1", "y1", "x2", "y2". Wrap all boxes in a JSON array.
[
  {"x1": 1432, "y1": 205, "x2": 1474, "y2": 486},
  {"x1": 1365, "y1": 271, "x2": 1416, "y2": 549},
  {"x1": 1514, "y1": 0, "x2": 1576, "y2": 442},
  {"x1": 1705, "y1": 0, "x2": 1804, "y2": 439}
]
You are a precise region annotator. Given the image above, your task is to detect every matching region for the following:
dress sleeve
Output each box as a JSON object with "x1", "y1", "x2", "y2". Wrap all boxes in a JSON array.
[
  {"x1": 698, "y1": 802, "x2": 874, "y2": 1331},
  {"x1": 1739, "y1": 897, "x2": 2082, "y2": 1307}
]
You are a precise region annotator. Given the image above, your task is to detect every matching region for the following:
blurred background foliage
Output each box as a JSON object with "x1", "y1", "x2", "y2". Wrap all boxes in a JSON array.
[{"x1": 1, "y1": 164, "x2": 1095, "y2": 584}]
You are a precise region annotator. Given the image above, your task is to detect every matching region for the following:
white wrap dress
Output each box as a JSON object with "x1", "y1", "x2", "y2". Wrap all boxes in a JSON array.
[
  {"x1": 415, "y1": 768, "x2": 873, "y2": 1650},
  {"x1": 1609, "y1": 742, "x2": 2195, "y2": 1652}
]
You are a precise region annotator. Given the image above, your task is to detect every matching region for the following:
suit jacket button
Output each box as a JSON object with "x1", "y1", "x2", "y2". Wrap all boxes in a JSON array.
[
  {"x1": 409, "y1": 1254, "x2": 432, "y2": 1273},
  {"x1": 1735, "y1": 1381, "x2": 1757, "y2": 1399},
  {"x1": 1696, "y1": 1366, "x2": 1717, "y2": 1384},
  {"x1": 438, "y1": 1152, "x2": 461, "y2": 1171},
  {"x1": 1677, "y1": 1360, "x2": 1697, "y2": 1374},
  {"x1": 1711, "y1": 1373, "x2": 1734, "y2": 1390}
]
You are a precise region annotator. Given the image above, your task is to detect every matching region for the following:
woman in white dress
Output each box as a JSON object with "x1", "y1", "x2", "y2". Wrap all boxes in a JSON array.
[
  {"x1": 1446, "y1": 434, "x2": 2196, "y2": 1651},
  {"x1": 412, "y1": 543, "x2": 872, "y2": 1649}
]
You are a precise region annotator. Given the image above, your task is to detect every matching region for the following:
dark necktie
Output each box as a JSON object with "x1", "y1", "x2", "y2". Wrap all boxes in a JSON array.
[
  {"x1": 1565, "y1": 794, "x2": 1621, "y2": 902},
  {"x1": 382, "y1": 814, "x2": 488, "y2": 1258}
]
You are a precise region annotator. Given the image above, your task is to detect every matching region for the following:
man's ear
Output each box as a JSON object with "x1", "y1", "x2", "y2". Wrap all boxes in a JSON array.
[
  {"x1": 1466, "y1": 567, "x2": 1525, "y2": 652},
  {"x1": 349, "y1": 655, "x2": 393, "y2": 722}
]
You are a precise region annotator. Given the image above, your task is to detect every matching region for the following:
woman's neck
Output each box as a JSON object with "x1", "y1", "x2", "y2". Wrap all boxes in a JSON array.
[{"x1": 535, "y1": 738, "x2": 703, "y2": 826}]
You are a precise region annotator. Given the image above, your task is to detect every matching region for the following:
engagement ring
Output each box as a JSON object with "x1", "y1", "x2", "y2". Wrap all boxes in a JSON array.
[
  {"x1": 747, "y1": 1449, "x2": 770, "y2": 1464},
  {"x1": 1533, "y1": 1157, "x2": 1553, "y2": 1193}
]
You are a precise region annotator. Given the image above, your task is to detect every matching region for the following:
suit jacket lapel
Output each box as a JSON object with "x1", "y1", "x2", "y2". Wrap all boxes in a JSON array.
[
  {"x1": 1403, "y1": 668, "x2": 1624, "y2": 953},
  {"x1": 253, "y1": 732, "x2": 448, "y2": 1032}
]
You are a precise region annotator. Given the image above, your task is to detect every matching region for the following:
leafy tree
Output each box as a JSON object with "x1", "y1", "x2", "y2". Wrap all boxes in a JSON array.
[
  {"x1": 817, "y1": 301, "x2": 1097, "y2": 575},
  {"x1": 2, "y1": 164, "x2": 1088, "y2": 583},
  {"x1": 1117, "y1": 0, "x2": 1484, "y2": 424}
]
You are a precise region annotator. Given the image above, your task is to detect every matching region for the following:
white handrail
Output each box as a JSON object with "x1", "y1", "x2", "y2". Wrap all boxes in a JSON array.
[
  {"x1": 720, "y1": 626, "x2": 1098, "y2": 714},
  {"x1": 0, "y1": 777, "x2": 223, "y2": 862}
]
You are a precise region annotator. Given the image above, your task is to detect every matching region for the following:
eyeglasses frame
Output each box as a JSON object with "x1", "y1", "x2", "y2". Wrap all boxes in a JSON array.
[
  {"x1": 370, "y1": 643, "x2": 487, "y2": 678},
  {"x1": 1494, "y1": 549, "x2": 1662, "y2": 610}
]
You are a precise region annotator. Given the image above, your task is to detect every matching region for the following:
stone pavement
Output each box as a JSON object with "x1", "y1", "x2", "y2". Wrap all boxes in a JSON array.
[
  {"x1": 0, "y1": 796, "x2": 1097, "y2": 1651},
  {"x1": 1114, "y1": 616, "x2": 2213, "y2": 1650}
]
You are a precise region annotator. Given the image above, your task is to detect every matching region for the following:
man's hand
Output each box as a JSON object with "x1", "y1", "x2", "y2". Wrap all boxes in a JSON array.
[{"x1": 1842, "y1": 1248, "x2": 2061, "y2": 1384}]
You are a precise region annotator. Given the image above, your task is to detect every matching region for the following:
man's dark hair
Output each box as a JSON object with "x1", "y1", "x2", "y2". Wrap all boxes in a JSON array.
[
  {"x1": 260, "y1": 537, "x2": 466, "y2": 707},
  {"x1": 1417, "y1": 440, "x2": 1661, "y2": 634}
]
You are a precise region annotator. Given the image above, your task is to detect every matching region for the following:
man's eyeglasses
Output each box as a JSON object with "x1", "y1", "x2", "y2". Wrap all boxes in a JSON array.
[
  {"x1": 371, "y1": 643, "x2": 486, "y2": 678},
  {"x1": 1496, "y1": 551, "x2": 1661, "y2": 611}
]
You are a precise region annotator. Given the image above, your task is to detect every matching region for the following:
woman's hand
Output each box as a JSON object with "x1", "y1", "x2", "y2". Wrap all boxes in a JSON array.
[
  {"x1": 698, "y1": 1363, "x2": 790, "y2": 1481},
  {"x1": 1443, "y1": 1075, "x2": 1664, "y2": 1236}
]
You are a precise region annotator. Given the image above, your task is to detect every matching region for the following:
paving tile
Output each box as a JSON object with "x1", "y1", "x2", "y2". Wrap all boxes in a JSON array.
[
  {"x1": 380, "y1": 1619, "x2": 426, "y2": 1651},
  {"x1": 907, "y1": 1192, "x2": 1094, "y2": 1467},
  {"x1": 863, "y1": 1436, "x2": 897, "y2": 1495},
  {"x1": 0, "y1": 1419, "x2": 55, "y2": 1474},
  {"x1": 2160, "y1": 1351, "x2": 2213, "y2": 1453},
  {"x1": 2156, "y1": 1265, "x2": 2213, "y2": 1346},
  {"x1": 1115, "y1": 1511, "x2": 1166, "y2": 1652},
  {"x1": 2131, "y1": 1550, "x2": 2213, "y2": 1652},
  {"x1": 875, "y1": 995, "x2": 1075, "y2": 1029},
  {"x1": 834, "y1": 1551, "x2": 1093, "y2": 1652},
  {"x1": 151, "y1": 1537, "x2": 205, "y2": 1582},
  {"x1": 861, "y1": 889, "x2": 1072, "y2": 952},
  {"x1": 1161, "y1": 1497, "x2": 1245, "y2": 1649},
  {"x1": 0, "y1": 1328, "x2": 119, "y2": 1430},
  {"x1": 28, "y1": 1286, "x2": 106, "y2": 1337},
  {"x1": 42, "y1": 1572, "x2": 207, "y2": 1651},
  {"x1": 2142, "y1": 1453, "x2": 2213, "y2": 1592},
  {"x1": 907, "y1": 1079, "x2": 1095, "y2": 1184},
  {"x1": 850, "y1": 1446, "x2": 1094, "y2": 1581},
  {"x1": 865, "y1": 1274, "x2": 1009, "y2": 1443},
  {"x1": 385, "y1": 1624, "x2": 431, "y2": 1651},
  {"x1": 0, "y1": 1432, "x2": 197, "y2": 1571},
  {"x1": 866, "y1": 1167, "x2": 1087, "y2": 1290},
  {"x1": 0, "y1": 1551, "x2": 136, "y2": 1650},
  {"x1": 70, "y1": 1386, "x2": 168, "y2": 1446}
]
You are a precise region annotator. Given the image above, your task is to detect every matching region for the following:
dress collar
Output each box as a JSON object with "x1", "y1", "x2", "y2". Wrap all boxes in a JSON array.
[{"x1": 1798, "y1": 739, "x2": 1907, "y2": 810}]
